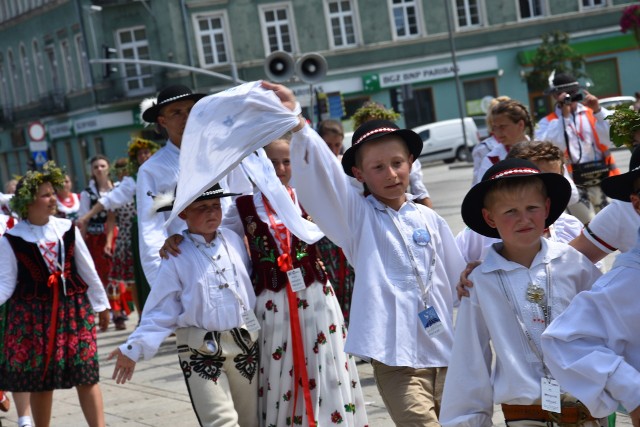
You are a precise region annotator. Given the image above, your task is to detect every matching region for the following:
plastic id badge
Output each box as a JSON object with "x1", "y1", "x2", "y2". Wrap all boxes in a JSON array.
[
  {"x1": 242, "y1": 309, "x2": 261, "y2": 332},
  {"x1": 287, "y1": 268, "x2": 306, "y2": 292},
  {"x1": 418, "y1": 306, "x2": 444, "y2": 337},
  {"x1": 541, "y1": 377, "x2": 561, "y2": 413}
]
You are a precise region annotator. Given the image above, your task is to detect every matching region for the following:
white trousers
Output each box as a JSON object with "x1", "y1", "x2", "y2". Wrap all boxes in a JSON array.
[{"x1": 176, "y1": 327, "x2": 259, "y2": 427}]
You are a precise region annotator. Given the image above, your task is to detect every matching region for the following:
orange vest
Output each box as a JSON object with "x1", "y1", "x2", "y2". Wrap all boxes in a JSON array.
[{"x1": 545, "y1": 111, "x2": 620, "y2": 177}]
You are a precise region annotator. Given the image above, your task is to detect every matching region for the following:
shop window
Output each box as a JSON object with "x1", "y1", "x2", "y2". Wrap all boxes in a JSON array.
[{"x1": 585, "y1": 59, "x2": 621, "y2": 98}]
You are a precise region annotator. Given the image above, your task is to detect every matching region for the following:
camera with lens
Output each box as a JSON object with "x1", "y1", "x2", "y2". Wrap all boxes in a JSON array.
[{"x1": 563, "y1": 91, "x2": 584, "y2": 105}]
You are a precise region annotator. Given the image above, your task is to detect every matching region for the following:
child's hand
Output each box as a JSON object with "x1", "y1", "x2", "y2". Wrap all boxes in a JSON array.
[
  {"x1": 456, "y1": 261, "x2": 481, "y2": 300},
  {"x1": 104, "y1": 242, "x2": 113, "y2": 257},
  {"x1": 261, "y1": 81, "x2": 297, "y2": 111},
  {"x1": 631, "y1": 405, "x2": 640, "y2": 427},
  {"x1": 160, "y1": 234, "x2": 184, "y2": 259},
  {"x1": 109, "y1": 348, "x2": 136, "y2": 384}
]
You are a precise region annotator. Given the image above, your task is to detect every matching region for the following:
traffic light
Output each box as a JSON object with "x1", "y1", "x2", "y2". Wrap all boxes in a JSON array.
[{"x1": 102, "y1": 44, "x2": 118, "y2": 78}]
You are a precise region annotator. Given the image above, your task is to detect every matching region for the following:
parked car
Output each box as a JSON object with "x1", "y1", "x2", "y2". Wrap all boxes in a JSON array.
[
  {"x1": 471, "y1": 115, "x2": 490, "y2": 140},
  {"x1": 598, "y1": 96, "x2": 635, "y2": 110},
  {"x1": 412, "y1": 117, "x2": 480, "y2": 164}
]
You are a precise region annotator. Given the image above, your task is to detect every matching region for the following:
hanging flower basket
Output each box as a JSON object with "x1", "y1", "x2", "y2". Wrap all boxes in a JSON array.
[{"x1": 620, "y1": 4, "x2": 640, "y2": 45}]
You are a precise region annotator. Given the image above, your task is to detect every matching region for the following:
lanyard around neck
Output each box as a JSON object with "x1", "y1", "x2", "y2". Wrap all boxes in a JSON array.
[
  {"x1": 385, "y1": 202, "x2": 436, "y2": 309},
  {"x1": 496, "y1": 263, "x2": 552, "y2": 376}
]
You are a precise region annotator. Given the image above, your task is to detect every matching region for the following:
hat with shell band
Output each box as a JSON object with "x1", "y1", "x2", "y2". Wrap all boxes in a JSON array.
[
  {"x1": 140, "y1": 85, "x2": 206, "y2": 124},
  {"x1": 461, "y1": 158, "x2": 571, "y2": 238},
  {"x1": 601, "y1": 145, "x2": 640, "y2": 202},
  {"x1": 151, "y1": 183, "x2": 240, "y2": 213},
  {"x1": 341, "y1": 119, "x2": 423, "y2": 177}
]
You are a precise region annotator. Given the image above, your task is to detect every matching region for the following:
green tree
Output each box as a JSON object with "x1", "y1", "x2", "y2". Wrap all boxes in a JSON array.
[{"x1": 525, "y1": 31, "x2": 585, "y2": 92}]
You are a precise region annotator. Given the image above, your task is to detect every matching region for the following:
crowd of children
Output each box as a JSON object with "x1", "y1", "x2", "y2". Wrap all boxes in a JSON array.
[{"x1": 2, "y1": 77, "x2": 640, "y2": 427}]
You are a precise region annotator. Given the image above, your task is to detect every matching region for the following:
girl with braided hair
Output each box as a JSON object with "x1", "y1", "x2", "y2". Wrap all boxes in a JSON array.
[{"x1": 476, "y1": 99, "x2": 534, "y2": 181}]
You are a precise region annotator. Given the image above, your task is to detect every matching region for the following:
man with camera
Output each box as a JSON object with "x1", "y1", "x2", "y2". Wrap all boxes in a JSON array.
[{"x1": 536, "y1": 72, "x2": 620, "y2": 224}]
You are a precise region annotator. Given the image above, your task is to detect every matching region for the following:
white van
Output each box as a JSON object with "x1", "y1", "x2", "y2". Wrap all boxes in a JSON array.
[{"x1": 412, "y1": 117, "x2": 480, "y2": 164}]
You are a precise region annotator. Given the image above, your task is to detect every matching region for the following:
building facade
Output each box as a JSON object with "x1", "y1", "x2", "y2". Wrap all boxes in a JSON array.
[{"x1": 0, "y1": 0, "x2": 637, "y2": 188}]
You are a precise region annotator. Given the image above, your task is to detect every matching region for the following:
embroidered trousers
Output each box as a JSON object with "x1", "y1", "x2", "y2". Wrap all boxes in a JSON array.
[{"x1": 176, "y1": 327, "x2": 259, "y2": 427}]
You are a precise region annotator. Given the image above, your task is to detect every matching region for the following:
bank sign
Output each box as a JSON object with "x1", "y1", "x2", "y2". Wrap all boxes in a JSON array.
[{"x1": 362, "y1": 56, "x2": 498, "y2": 92}]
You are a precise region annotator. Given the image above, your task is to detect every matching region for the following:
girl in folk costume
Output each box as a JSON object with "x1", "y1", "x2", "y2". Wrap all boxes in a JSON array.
[
  {"x1": 0, "y1": 213, "x2": 15, "y2": 416},
  {"x1": 55, "y1": 174, "x2": 81, "y2": 222},
  {"x1": 0, "y1": 162, "x2": 110, "y2": 427},
  {"x1": 78, "y1": 155, "x2": 115, "y2": 329},
  {"x1": 233, "y1": 135, "x2": 367, "y2": 426},
  {"x1": 77, "y1": 138, "x2": 159, "y2": 324}
]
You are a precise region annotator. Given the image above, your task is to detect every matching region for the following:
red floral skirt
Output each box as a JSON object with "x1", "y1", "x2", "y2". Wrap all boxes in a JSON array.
[
  {"x1": 0, "y1": 292, "x2": 100, "y2": 392},
  {"x1": 85, "y1": 231, "x2": 114, "y2": 285}
]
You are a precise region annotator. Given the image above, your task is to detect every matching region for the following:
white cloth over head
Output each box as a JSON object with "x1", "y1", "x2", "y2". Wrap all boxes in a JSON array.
[{"x1": 168, "y1": 80, "x2": 323, "y2": 244}]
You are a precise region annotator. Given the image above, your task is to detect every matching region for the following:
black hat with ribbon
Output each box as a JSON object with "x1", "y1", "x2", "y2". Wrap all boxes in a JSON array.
[
  {"x1": 151, "y1": 183, "x2": 240, "y2": 213},
  {"x1": 601, "y1": 146, "x2": 640, "y2": 202},
  {"x1": 461, "y1": 158, "x2": 571, "y2": 238},
  {"x1": 141, "y1": 85, "x2": 206, "y2": 124},
  {"x1": 544, "y1": 71, "x2": 581, "y2": 95},
  {"x1": 341, "y1": 119, "x2": 423, "y2": 177}
]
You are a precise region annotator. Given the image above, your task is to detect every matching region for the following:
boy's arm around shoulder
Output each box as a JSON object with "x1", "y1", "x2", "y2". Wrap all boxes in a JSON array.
[{"x1": 290, "y1": 124, "x2": 367, "y2": 252}]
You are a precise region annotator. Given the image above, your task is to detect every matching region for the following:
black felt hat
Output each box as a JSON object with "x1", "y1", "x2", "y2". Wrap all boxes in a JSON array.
[
  {"x1": 152, "y1": 183, "x2": 240, "y2": 213},
  {"x1": 341, "y1": 119, "x2": 423, "y2": 177},
  {"x1": 461, "y1": 158, "x2": 571, "y2": 238},
  {"x1": 141, "y1": 85, "x2": 206, "y2": 123},
  {"x1": 601, "y1": 146, "x2": 640, "y2": 202},
  {"x1": 544, "y1": 72, "x2": 580, "y2": 95}
]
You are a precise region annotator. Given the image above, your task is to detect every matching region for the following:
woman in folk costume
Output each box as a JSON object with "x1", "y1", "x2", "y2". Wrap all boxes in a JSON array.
[
  {"x1": 78, "y1": 138, "x2": 159, "y2": 322},
  {"x1": 0, "y1": 162, "x2": 110, "y2": 427},
  {"x1": 55, "y1": 174, "x2": 81, "y2": 222},
  {"x1": 78, "y1": 155, "x2": 115, "y2": 326},
  {"x1": 230, "y1": 135, "x2": 367, "y2": 427}
]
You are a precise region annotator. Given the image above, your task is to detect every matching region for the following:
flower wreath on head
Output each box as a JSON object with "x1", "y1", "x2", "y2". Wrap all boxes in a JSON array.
[
  {"x1": 351, "y1": 101, "x2": 401, "y2": 129},
  {"x1": 605, "y1": 108, "x2": 640, "y2": 151},
  {"x1": 127, "y1": 137, "x2": 160, "y2": 174},
  {"x1": 10, "y1": 161, "x2": 65, "y2": 219}
]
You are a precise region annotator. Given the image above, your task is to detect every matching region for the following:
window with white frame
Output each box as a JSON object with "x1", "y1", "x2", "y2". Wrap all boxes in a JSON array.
[
  {"x1": 117, "y1": 26, "x2": 153, "y2": 95},
  {"x1": 60, "y1": 39, "x2": 76, "y2": 92},
  {"x1": 19, "y1": 44, "x2": 32, "y2": 103},
  {"x1": 32, "y1": 40, "x2": 45, "y2": 95},
  {"x1": 581, "y1": 0, "x2": 604, "y2": 8},
  {"x1": 195, "y1": 13, "x2": 230, "y2": 67},
  {"x1": 391, "y1": 0, "x2": 420, "y2": 38},
  {"x1": 325, "y1": 0, "x2": 357, "y2": 48},
  {"x1": 456, "y1": 0, "x2": 481, "y2": 28},
  {"x1": 7, "y1": 49, "x2": 18, "y2": 106},
  {"x1": 519, "y1": 0, "x2": 544, "y2": 19},
  {"x1": 74, "y1": 34, "x2": 91, "y2": 89},
  {"x1": 260, "y1": 4, "x2": 294, "y2": 53}
]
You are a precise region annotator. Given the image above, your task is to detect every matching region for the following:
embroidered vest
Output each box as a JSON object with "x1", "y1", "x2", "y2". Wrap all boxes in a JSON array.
[
  {"x1": 5, "y1": 228, "x2": 89, "y2": 301},
  {"x1": 545, "y1": 110, "x2": 621, "y2": 176},
  {"x1": 236, "y1": 195, "x2": 326, "y2": 295},
  {"x1": 84, "y1": 184, "x2": 108, "y2": 234}
]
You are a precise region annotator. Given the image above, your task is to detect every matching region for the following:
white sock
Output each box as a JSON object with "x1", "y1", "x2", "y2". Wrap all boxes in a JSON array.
[{"x1": 18, "y1": 415, "x2": 33, "y2": 427}]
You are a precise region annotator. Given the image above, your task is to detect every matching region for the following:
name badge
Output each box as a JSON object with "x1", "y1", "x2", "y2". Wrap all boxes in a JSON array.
[
  {"x1": 287, "y1": 268, "x2": 306, "y2": 292},
  {"x1": 418, "y1": 306, "x2": 443, "y2": 337},
  {"x1": 242, "y1": 309, "x2": 261, "y2": 332},
  {"x1": 413, "y1": 228, "x2": 431, "y2": 246},
  {"x1": 541, "y1": 377, "x2": 561, "y2": 413}
]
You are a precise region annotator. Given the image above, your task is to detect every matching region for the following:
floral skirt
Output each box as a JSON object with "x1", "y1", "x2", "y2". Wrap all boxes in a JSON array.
[
  {"x1": 257, "y1": 281, "x2": 368, "y2": 427},
  {"x1": 0, "y1": 292, "x2": 100, "y2": 392},
  {"x1": 85, "y1": 231, "x2": 113, "y2": 286}
]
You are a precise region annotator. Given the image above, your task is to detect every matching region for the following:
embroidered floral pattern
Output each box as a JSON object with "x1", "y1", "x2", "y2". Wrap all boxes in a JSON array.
[
  {"x1": 331, "y1": 410, "x2": 344, "y2": 423},
  {"x1": 187, "y1": 349, "x2": 225, "y2": 383},
  {"x1": 272, "y1": 347, "x2": 284, "y2": 360},
  {"x1": 265, "y1": 300, "x2": 279, "y2": 312},
  {"x1": 329, "y1": 324, "x2": 337, "y2": 334}
]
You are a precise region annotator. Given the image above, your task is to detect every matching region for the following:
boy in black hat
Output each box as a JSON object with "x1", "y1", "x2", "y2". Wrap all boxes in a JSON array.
[
  {"x1": 264, "y1": 81, "x2": 466, "y2": 425},
  {"x1": 542, "y1": 146, "x2": 640, "y2": 427},
  {"x1": 536, "y1": 71, "x2": 620, "y2": 223},
  {"x1": 440, "y1": 158, "x2": 604, "y2": 426},
  {"x1": 110, "y1": 183, "x2": 259, "y2": 427}
]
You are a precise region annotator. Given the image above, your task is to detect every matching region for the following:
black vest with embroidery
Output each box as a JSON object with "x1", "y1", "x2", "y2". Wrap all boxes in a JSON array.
[
  {"x1": 84, "y1": 184, "x2": 107, "y2": 234},
  {"x1": 236, "y1": 195, "x2": 326, "y2": 295},
  {"x1": 5, "y1": 228, "x2": 89, "y2": 301}
]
